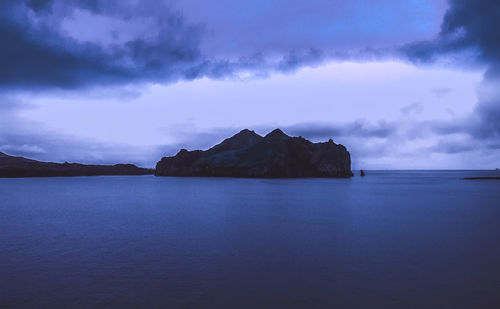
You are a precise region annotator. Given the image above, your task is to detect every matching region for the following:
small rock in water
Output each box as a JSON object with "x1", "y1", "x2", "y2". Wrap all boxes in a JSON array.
[{"x1": 360, "y1": 170, "x2": 366, "y2": 176}]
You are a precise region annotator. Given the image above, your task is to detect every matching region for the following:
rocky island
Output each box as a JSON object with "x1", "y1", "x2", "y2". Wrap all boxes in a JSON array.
[
  {"x1": 0, "y1": 152, "x2": 153, "y2": 177},
  {"x1": 155, "y1": 129, "x2": 353, "y2": 178}
]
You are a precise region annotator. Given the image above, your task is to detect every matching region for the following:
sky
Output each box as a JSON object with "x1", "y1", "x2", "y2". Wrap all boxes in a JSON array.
[{"x1": 1, "y1": 0, "x2": 499, "y2": 169}]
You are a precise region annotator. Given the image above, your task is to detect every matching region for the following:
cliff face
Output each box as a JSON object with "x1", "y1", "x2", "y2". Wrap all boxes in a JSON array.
[
  {"x1": 155, "y1": 129, "x2": 353, "y2": 178},
  {"x1": 0, "y1": 152, "x2": 153, "y2": 177}
]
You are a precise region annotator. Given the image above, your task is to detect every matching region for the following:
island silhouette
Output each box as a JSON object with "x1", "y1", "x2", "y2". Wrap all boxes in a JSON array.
[{"x1": 155, "y1": 129, "x2": 353, "y2": 178}]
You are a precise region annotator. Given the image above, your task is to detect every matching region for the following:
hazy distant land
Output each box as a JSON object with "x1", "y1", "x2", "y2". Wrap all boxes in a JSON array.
[{"x1": 0, "y1": 152, "x2": 152, "y2": 177}]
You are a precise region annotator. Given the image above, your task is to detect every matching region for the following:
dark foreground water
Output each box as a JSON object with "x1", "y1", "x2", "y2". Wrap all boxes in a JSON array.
[{"x1": 1, "y1": 171, "x2": 500, "y2": 308}]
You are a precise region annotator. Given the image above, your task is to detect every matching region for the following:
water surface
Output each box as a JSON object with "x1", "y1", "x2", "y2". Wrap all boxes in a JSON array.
[{"x1": 1, "y1": 171, "x2": 500, "y2": 308}]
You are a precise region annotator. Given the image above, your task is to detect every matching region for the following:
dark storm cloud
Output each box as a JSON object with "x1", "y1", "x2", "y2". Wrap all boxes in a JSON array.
[
  {"x1": 0, "y1": 0, "x2": 206, "y2": 89},
  {"x1": 277, "y1": 49, "x2": 325, "y2": 73},
  {"x1": 404, "y1": 0, "x2": 500, "y2": 144},
  {"x1": 440, "y1": 0, "x2": 500, "y2": 74},
  {"x1": 443, "y1": 0, "x2": 500, "y2": 142},
  {"x1": 0, "y1": 0, "x2": 320, "y2": 89},
  {"x1": 404, "y1": 0, "x2": 500, "y2": 68},
  {"x1": 473, "y1": 93, "x2": 500, "y2": 140},
  {"x1": 0, "y1": 0, "x2": 445, "y2": 90}
]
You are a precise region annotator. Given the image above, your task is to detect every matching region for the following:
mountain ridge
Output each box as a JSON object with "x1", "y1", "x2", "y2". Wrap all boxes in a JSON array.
[{"x1": 155, "y1": 129, "x2": 353, "y2": 178}]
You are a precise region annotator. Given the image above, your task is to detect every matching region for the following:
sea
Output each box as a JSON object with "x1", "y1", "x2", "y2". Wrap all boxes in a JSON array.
[{"x1": 1, "y1": 171, "x2": 499, "y2": 308}]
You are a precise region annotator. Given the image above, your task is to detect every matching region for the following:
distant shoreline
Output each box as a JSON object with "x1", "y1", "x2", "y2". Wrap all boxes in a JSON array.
[{"x1": 0, "y1": 152, "x2": 153, "y2": 178}]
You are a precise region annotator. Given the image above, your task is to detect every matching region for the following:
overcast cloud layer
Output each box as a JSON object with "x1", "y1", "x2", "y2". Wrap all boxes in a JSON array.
[
  {"x1": 1, "y1": 0, "x2": 499, "y2": 168},
  {"x1": 0, "y1": 0, "x2": 447, "y2": 89}
]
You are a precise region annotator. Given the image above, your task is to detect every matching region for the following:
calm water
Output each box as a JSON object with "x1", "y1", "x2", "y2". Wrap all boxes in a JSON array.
[{"x1": 1, "y1": 171, "x2": 500, "y2": 308}]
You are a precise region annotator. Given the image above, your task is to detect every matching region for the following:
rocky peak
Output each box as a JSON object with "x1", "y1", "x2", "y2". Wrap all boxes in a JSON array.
[
  {"x1": 234, "y1": 129, "x2": 261, "y2": 140},
  {"x1": 238, "y1": 128, "x2": 255, "y2": 135},
  {"x1": 264, "y1": 128, "x2": 289, "y2": 140},
  {"x1": 210, "y1": 129, "x2": 263, "y2": 152}
]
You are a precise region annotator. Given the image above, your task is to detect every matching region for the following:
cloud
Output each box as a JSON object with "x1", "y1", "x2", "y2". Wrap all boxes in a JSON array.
[
  {"x1": 282, "y1": 121, "x2": 397, "y2": 140},
  {"x1": 2, "y1": 101, "x2": 496, "y2": 169},
  {"x1": 403, "y1": 0, "x2": 500, "y2": 147},
  {"x1": 0, "y1": 0, "x2": 206, "y2": 89},
  {"x1": 400, "y1": 101, "x2": 424, "y2": 115},
  {"x1": 277, "y1": 49, "x2": 325, "y2": 73},
  {"x1": 472, "y1": 84, "x2": 500, "y2": 140},
  {"x1": 440, "y1": 0, "x2": 500, "y2": 143},
  {"x1": 428, "y1": 139, "x2": 476, "y2": 154},
  {"x1": 174, "y1": 0, "x2": 445, "y2": 54},
  {"x1": 0, "y1": 96, "x2": 163, "y2": 167},
  {"x1": 253, "y1": 116, "x2": 497, "y2": 168},
  {"x1": 402, "y1": 0, "x2": 500, "y2": 71},
  {"x1": 0, "y1": 0, "x2": 447, "y2": 91},
  {"x1": 0, "y1": 0, "x2": 329, "y2": 90},
  {"x1": 431, "y1": 87, "x2": 453, "y2": 97}
]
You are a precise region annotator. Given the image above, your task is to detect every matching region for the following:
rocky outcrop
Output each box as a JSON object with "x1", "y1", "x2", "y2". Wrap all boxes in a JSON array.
[
  {"x1": 155, "y1": 129, "x2": 353, "y2": 178},
  {"x1": 0, "y1": 152, "x2": 153, "y2": 177}
]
